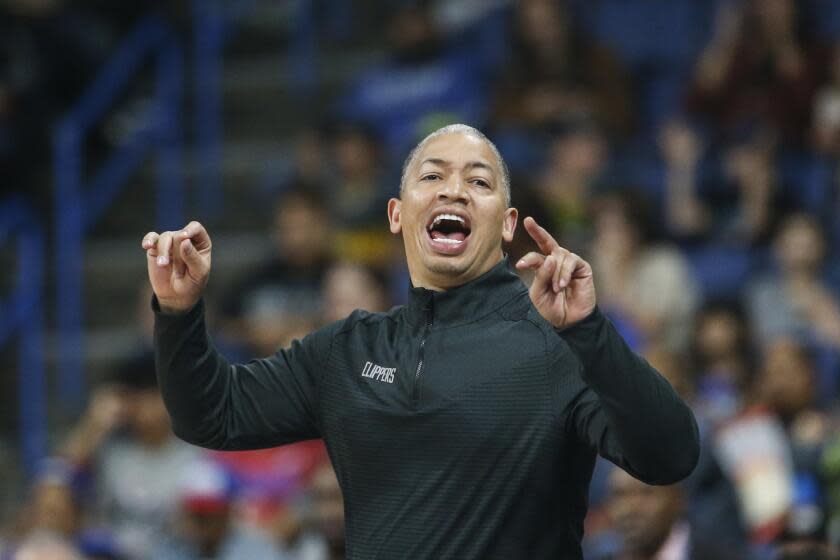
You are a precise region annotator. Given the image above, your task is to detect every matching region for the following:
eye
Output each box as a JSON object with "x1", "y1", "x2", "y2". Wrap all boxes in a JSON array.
[
  {"x1": 471, "y1": 178, "x2": 490, "y2": 188},
  {"x1": 421, "y1": 173, "x2": 442, "y2": 181}
]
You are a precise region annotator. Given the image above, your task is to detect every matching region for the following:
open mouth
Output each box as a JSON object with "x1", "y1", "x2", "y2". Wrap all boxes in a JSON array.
[{"x1": 426, "y1": 211, "x2": 472, "y2": 254}]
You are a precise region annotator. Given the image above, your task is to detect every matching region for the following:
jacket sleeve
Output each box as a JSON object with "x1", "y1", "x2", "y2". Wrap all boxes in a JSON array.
[
  {"x1": 153, "y1": 297, "x2": 332, "y2": 451},
  {"x1": 558, "y1": 307, "x2": 700, "y2": 485}
]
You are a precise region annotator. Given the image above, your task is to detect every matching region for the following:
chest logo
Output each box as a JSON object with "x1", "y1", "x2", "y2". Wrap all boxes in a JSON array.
[{"x1": 361, "y1": 361, "x2": 396, "y2": 384}]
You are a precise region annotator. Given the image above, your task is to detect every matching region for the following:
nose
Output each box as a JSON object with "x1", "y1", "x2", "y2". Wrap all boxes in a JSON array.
[{"x1": 436, "y1": 176, "x2": 469, "y2": 204}]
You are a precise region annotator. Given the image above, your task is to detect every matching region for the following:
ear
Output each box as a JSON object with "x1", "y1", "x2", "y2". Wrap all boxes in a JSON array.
[
  {"x1": 502, "y1": 207, "x2": 518, "y2": 243},
  {"x1": 387, "y1": 198, "x2": 402, "y2": 234}
]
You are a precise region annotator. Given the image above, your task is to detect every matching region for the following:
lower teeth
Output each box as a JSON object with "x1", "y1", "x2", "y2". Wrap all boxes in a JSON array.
[{"x1": 436, "y1": 238, "x2": 462, "y2": 245}]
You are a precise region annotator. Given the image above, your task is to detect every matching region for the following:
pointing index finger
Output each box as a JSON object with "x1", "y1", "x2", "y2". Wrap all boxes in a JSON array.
[{"x1": 523, "y1": 217, "x2": 559, "y2": 255}]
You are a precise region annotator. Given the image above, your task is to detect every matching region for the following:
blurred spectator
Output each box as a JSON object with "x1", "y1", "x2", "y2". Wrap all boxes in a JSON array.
[
  {"x1": 717, "y1": 128, "x2": 787, "y2": 245},
  {"x1": 322, "y1": 261, "x2": 389, "y2": 324},
  {"x1": 589, "y1": 191, "x2": 699, "y2": 353},
  {"x1": 276, "y1": 461, "x2": 345, "y2": 560},
  {"x1": 754, "y1": 340, "x2": 819, "y2": 428},
  {"x1": 60, "y1": 355, "x2": 202, "y2": 559},
  {"x1": 813, "y1": 42, "x2": 840, "y2": 155},
  {"x1": 209, "y1": 441, "x2": 328, "y2": 533},
  {"x1": 529, "y1": 121, "x2": 609, "y2": 253},
  {"x1": 325, "y1": 123, "x2": 397, "y2": 268},
  {"x1": 292, "y1": 128, "x2": 331, "y2": 189},
  {"x1": 154, "y1": 460, "x2": 282, "y2": 560},
  {"x1": 820, "y1": 427, "x2": 840, "y2": 548},
  {"x1": 662, "y1": 122, "x2": 788, "y2": 246},
  {"x1": 751, "y1": 340, "x2": 828, "y2": 541},
  {"x1": 747, "y1": 213, "x2": 840, "y2": 350},
  {"x1": 220, "y1": 189, "x2": 333, "y2": 355},
  {"x1": 706, "y1": 339, "x2": 827, "y2": 546},
  {"x1": 326, "y1": 123, "x2": 390, "y2": 227},
  {"x1": 591, "y1": 467, "x2": 742, "y2": 559},
  {"x1": 336, "y1": 2, "x2": 491, "y2": 161},
  {"x1": 659, "y1": 119, "x2": 710, "y2": 241},
  {"x1": 687, "y1": 0, "x2": 825, "y2": 144},
  {"x1": 683, "y1": 305, "x2": 754, "y2": 550},
  {"x1": 491, "y1": 0, "x2": 633, "y2": 138},
  {"x1": 15, "y1": 459, "x2": 82, "y2": 543},
  {"x1": 776, "y1": 541, "x2": 840, "y2": 560},
  {"x1": 690, "y1": 301, "x2": 755, "y2": 425},
  {"x1": 13, "y1": 532, "x2": 83, "y2": 560},
  {"x1": 306, "y1": 462, "x2": 345, "y2": 560},
  {"x1": 712, "y1": 406, "x2": 794, "y2": 545},
  {"x1": 7, "y1": 458, "x2": 123, "y2": 559}
]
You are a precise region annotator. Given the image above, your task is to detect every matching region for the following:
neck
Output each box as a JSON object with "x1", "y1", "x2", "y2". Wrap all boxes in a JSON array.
[{"x1": 408, "y1": 253, "x2": 505, "y2": 292}]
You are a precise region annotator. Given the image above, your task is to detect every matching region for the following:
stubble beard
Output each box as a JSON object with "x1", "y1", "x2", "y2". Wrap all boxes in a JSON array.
[
  {"x1": 427, "y1": 259, "x2": 467, "y2": 275},
  {"x1": 419, "y1": 239, "x2": 502, "y2": 283},
  {"x1": 422, "y1": 252, "x2": 472, "y2": 280}
]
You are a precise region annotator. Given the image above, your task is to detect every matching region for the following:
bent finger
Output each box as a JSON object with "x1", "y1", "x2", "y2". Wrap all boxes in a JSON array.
[
  {"x1": 533, "y1": 254, "x2": 556, "y2": 294},
  {"x1": 558, "y1": 254, "x2": 580, "y2": 289},
  {"x1": 141, "y1": 232, "x2": 159, "y2": 250},
  {"x1": 516, "y1": 252, "x2": 546, "y2": 270},
  {"x1": 156, "y1": 232, "x2": 175, "y2": 266},
  {"x1": 552, "y1": 252, "x2": 567, "y2": 293},
  {"x1": 178, "y1": 238, "x2": 208, "y2": 275},
  {"x1": 181, "y1": 221, "x2": 211, "y2": 252}
]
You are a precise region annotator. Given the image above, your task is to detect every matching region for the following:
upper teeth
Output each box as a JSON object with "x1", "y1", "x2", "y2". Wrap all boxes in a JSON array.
[{"x1": 431, "y1": 214, "x2": 465, "y2": 228}]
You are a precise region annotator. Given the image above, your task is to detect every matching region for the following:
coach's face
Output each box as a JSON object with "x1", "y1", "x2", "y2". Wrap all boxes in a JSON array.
[{"x1": 388, "y1": 133, "x2": 517, "y2": 290}]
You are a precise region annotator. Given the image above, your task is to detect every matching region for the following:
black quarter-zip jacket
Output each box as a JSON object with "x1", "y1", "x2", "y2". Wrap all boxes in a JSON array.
[{"x1": 154, "y1": 259, "x2": 699, "y2": 559}]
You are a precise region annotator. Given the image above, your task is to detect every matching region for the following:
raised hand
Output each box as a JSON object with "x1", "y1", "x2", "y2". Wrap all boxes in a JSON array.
[
  {"x1": 515, "y1": 217, "x2": 596, "y2": 328},
  {"x1": 141, "y1": 221, "x2": 212, "y2": 313}
]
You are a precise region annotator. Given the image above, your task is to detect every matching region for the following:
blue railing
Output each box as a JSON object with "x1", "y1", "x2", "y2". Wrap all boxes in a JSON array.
[
  {"x1": 0, "y1": 196, "x2": 46, "y2": 475},
  {"x1": 46, "y1": 0, "x2": 341, "y2": 440},
  {"x1": 193, "y1": 0, "x2": 333, "y2": 217},
  {"x1": 53, "y1": 16, "x2": 183, "y2": 411}
]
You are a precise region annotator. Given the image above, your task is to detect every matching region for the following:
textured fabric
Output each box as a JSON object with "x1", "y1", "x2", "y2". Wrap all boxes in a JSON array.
[{"x1": 154, "y1": 258, "x2": 699, "y2": 559}]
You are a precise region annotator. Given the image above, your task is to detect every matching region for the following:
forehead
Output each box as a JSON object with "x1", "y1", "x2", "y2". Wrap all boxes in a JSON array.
[{"x1": 414, "y1": 133, "x2": 498, "y2": 171}]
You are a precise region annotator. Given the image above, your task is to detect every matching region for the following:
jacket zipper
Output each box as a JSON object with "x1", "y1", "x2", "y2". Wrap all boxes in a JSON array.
[{"x1": 413, "y1": 302, "x2": 433, "y2": 406}]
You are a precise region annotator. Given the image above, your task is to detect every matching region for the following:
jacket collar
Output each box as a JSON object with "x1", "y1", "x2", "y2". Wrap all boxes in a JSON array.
[{"x1": 405, "y1": 257, "x2": 526, "y2": 328}]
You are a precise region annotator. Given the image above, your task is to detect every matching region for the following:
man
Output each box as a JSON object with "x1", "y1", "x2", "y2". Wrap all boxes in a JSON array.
[
  {"x1": 142, "y1": 124, "x2": 699, "y2": 558},
  {"x1": 153, "y1": 460, "x2": 282, "y2": 560},
  {"x1": 597, "y1": 467, "x2": 743, "y2": 560}
]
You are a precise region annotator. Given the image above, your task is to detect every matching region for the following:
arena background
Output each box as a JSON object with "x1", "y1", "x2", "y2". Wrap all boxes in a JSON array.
[{"x1": 2, "y1": 0, "x2": 840, "y2": 558}]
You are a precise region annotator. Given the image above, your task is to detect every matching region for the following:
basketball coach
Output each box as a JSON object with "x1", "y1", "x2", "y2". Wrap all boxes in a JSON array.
[{"x1": 142, "y1": 124, "x2": 700, "y2": 558}]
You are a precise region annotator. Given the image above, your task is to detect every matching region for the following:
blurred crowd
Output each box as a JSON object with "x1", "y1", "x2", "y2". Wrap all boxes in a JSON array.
[{"x1": 5, "y1": 0, "x2": 840, "y2": 558}]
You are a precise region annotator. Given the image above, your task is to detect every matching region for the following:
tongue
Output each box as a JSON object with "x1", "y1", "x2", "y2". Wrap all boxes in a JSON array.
[{"x1": 431, "y1": 230, "x2": 466, "y2": 242}]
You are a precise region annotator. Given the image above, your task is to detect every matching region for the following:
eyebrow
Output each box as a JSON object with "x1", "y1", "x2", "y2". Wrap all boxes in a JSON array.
[{"x1": 419, "y1": 158, "x2": 495, "y2": 173}]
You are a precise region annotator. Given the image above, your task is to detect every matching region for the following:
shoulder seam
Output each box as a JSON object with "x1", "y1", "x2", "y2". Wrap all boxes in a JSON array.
[
  {"x1": 334, "y1": 308, "x2": 401, "y2": 336},
  {"x1": 523, "y1": 307, "x2": 566, "y2": 424}
]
